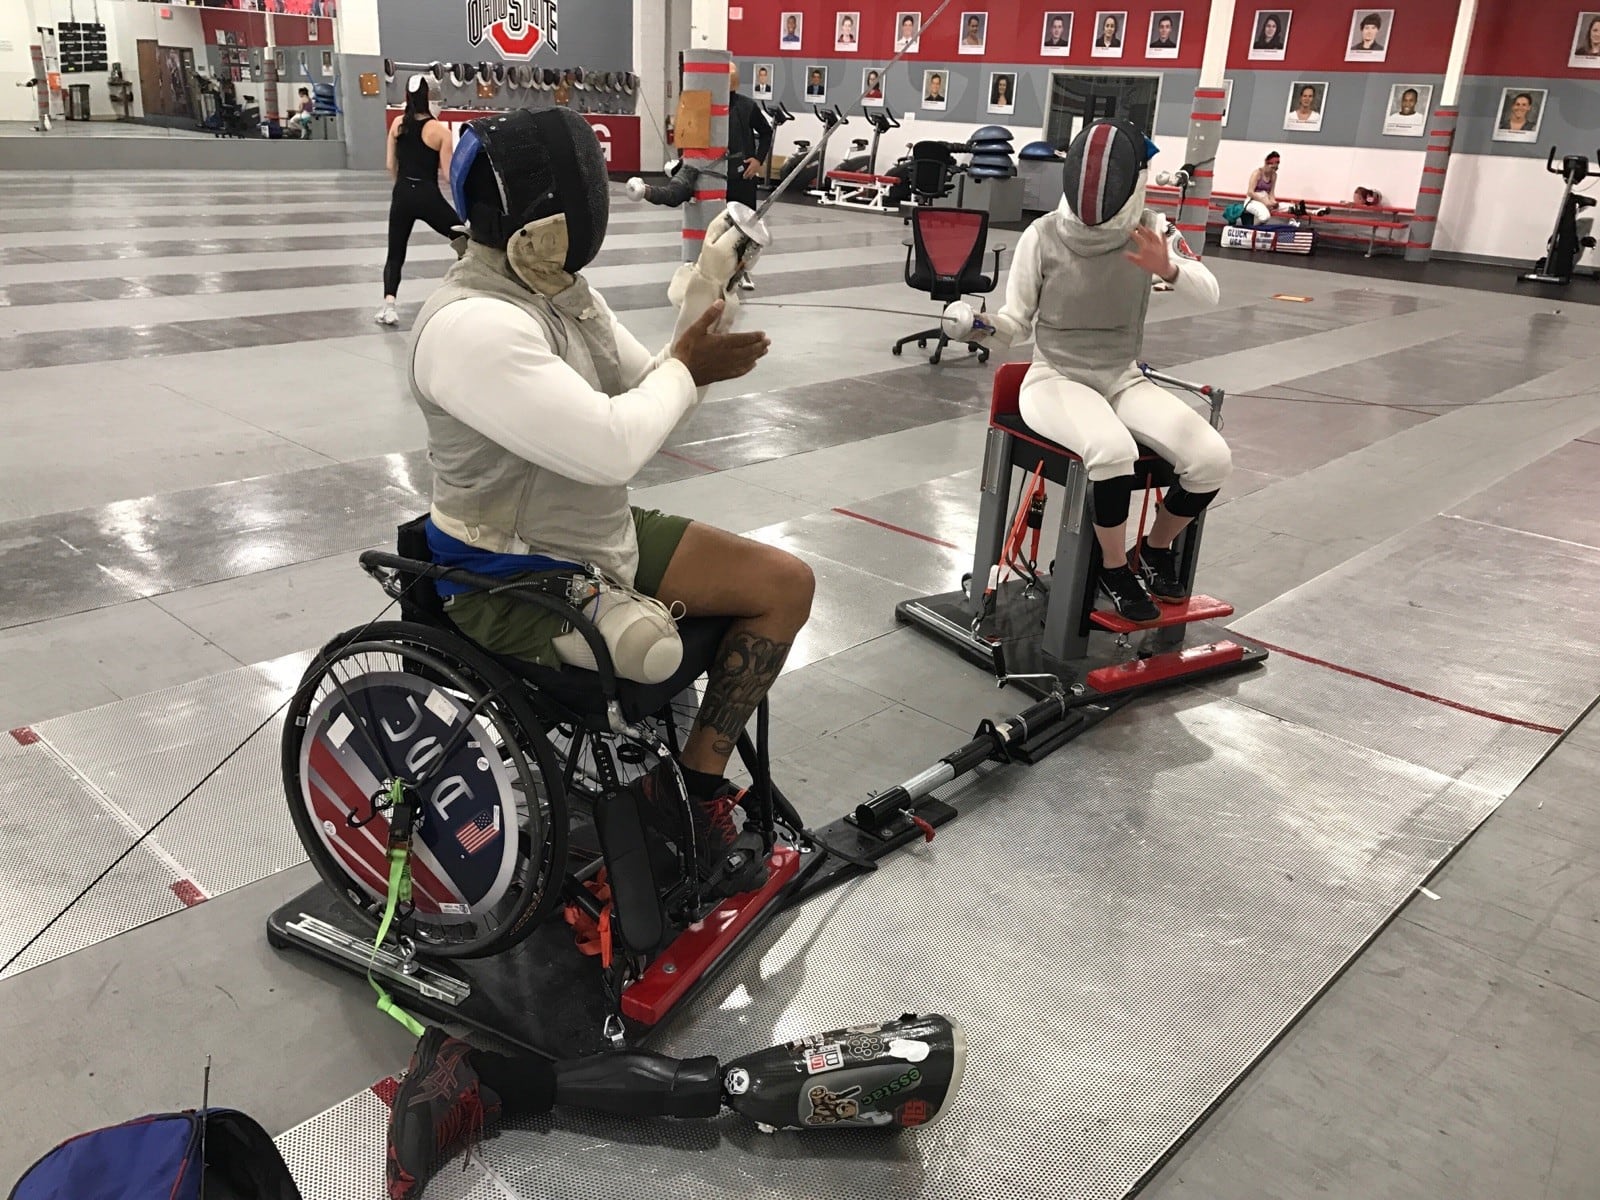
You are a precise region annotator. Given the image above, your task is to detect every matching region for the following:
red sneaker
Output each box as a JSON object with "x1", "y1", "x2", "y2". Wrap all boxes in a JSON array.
[{"x1": 386, "y1": 1027, "x2": 502, "y2": 1199}]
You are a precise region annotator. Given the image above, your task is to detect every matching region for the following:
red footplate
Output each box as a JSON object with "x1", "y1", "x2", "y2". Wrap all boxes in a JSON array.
[
  {"x1": 1087, "y1": 640, "x2": 1246, "y2": 695},
  {"x1": 1090, "y1": 594, "x2": 1235, "y2": 634},
  {"x1": 621, "y1": 846, "x2": 802, "y2": 1027}
]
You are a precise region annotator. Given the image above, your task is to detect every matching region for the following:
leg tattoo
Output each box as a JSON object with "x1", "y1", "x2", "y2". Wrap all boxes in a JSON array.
[{"x1": 694, "y1": 631, "x2": 793, "y2": 761}]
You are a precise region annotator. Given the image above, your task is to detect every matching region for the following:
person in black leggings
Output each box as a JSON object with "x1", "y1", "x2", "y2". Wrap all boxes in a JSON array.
[{"x1": 377, "y1": 75, "x2": 457, "y2": 326}]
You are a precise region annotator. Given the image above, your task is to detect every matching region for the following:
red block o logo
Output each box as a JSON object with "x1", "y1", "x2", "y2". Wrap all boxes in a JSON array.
[{"x1": 487, "y1": 20, "x2": 541, "y2": 58}]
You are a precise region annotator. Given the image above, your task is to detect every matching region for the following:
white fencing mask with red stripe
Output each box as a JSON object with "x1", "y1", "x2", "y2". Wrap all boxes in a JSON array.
[{"x1": 1061, "y1": 119, "x2": 1151, "y2": 228}]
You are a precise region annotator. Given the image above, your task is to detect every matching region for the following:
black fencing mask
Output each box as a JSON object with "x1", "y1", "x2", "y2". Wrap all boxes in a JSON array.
[
  {"x1": 450, "y1": 108, "x2": 610, "y2": 274},
  {"x1": 1061, "y1": 119, "x2": 1152, "y2": 227}
]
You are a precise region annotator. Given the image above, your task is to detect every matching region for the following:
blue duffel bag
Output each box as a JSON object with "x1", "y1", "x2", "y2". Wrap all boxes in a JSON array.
[{"x1": 10, "y1": 1108, "x2": 301, "y2": 1200}]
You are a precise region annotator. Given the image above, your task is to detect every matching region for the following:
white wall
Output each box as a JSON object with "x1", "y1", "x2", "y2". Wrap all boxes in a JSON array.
[
  {"x1": 1434, "y1": 152, "x2": 1600, "y2": 269},
  {"x1": 0, "y1": 0, "x2": 41, "y2": 123},
  {"x1": 1212, "y1": 138, "x2": 1427, "y2": 208}
]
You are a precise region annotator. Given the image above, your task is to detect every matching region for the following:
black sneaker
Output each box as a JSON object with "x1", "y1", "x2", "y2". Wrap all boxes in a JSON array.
[
  {"x1": 692, "y1": 782, "x2": 770, "y2": 899},
  {"x1": 637, "y1": 763, "x2": 768, "y2": 900},
  {"x1": 1098, "y1": 564, "x2": 1161, "y2": 623},
  {"x1": 387, "y1": 1027, "x2": 502, "y2": 1200},
  {"x1": 1139, "y1": 543, "x2": 1187, "y2": 602}
]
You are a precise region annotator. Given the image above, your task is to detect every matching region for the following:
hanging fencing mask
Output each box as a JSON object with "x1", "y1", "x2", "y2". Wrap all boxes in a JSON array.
[
  {"x1": 450, "y1": 108, "x2": 611, "y2": 278},
  {"x1": 1061, "y1": 119, "x2": 1157, "y2": 227}
]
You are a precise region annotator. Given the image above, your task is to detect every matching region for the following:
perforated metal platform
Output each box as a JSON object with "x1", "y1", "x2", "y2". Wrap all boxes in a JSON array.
[{"x1": 277, "y1": 685, "x2": 1527, "y2": 1200}]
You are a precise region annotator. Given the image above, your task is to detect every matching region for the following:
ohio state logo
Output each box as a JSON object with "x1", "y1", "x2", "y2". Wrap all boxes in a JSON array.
[{"x1": 466, "y1": 0, "x2": 558, "y2": 60}]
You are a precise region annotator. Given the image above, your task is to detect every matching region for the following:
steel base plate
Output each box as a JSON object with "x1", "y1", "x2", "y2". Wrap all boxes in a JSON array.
[{"x1": 896, "y1": 588, "x2": 1268, "y2": 703}]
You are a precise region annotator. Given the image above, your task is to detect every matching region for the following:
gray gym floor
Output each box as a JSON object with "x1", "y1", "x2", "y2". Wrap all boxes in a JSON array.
[{"x1": 1, "y1": 170, "x2": 1597, "y2": 1198}]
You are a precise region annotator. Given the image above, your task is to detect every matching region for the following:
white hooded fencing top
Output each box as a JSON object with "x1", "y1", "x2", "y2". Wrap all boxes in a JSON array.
[{"x1": 992, "y1": 188, "x2": 1219, "y2": 395}]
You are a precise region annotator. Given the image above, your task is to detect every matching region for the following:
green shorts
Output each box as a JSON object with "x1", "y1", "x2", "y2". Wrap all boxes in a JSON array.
[{"x1": 444, "y1": 507, "x2": 690, "y2": 668}]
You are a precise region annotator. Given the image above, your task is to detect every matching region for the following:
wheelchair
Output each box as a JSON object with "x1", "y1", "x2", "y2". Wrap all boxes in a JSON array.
[{"x1": 279, "y1": 515, "x2": 805, "y2": 1024}]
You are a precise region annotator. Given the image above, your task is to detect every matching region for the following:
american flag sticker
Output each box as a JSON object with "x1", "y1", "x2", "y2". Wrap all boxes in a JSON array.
[
  {"x1": 1273, "y1": 228, "x2": 1315, "y2": 255},
  {"x1": 455, "y1": 807, "x2": 502, "y2": 856}
]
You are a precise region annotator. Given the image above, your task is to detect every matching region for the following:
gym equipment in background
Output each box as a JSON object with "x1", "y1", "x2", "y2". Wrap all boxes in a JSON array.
[
  {"x1": 816, "y1": 108, "x2": 904, "y2": 211},
  {"x1": 1519, "y1": 147, "x2": 1599, "y2": 286},
  {"x1": 760, "y1": 100, "x2": 796, "y2": 188},
  {"x1": 967, "y1": 124, "x2": 1017, "y2": 180}
]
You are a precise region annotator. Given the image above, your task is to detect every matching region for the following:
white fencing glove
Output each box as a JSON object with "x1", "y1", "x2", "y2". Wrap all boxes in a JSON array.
[
  {"x1": 668, "y1": 209, "x2": 749, "y2": 340},
  {"x1": 625, "y1": 176, "x2": 647, "y2": 201},
  {"x1": 941, "y1": 300, "x2": 995, "y2": 341}
]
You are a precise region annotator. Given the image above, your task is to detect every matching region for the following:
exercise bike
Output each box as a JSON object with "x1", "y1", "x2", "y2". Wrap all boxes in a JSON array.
[
  {"x1": 759, "y1": 100, "x2": 795, "y2": 189},
  {"x1": 1520, "y1": 146, "x2": 1599, "y2": 286},
  {"x1": 777, "y1": 104, "x2": 843, "y2": 193},
  {"x1": 816, "y1": 108, "x2": 907, "y2": 211}
]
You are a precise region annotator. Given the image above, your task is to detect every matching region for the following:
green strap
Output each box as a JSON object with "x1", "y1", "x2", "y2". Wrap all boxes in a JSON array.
[{"x1": 368, "y1": 780, "x2": 426, "y2": 1038}]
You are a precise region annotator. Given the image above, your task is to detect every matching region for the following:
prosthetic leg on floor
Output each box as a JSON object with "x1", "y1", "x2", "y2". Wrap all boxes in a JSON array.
[{"x1": 897, "y1": 361, "x2": 1267, "y2": 748}]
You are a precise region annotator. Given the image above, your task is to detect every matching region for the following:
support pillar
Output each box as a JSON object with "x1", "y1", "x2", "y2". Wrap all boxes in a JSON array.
[
  {"x1": 1407, "y1": 0, "x2": 1477, "y2": 262},
  {"x1": 679, "y1": 48, "x2": 730, "y2": 263},
  {"x1": 1178, "y1": 0, "x2": 1235, "y2": 256},
  {"x1": 335, "y1": 0, "x2": 386, "y2": 171}
]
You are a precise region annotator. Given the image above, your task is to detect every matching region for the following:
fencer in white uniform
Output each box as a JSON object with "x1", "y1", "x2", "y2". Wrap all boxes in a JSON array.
[{"x1": 944, "y1": 119, "x2": 1231, "y2": 623}]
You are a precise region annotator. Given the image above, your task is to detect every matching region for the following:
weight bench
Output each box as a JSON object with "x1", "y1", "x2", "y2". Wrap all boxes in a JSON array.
[{"x1": 818, "y1": 169, "x2": 899, "y2": 211}]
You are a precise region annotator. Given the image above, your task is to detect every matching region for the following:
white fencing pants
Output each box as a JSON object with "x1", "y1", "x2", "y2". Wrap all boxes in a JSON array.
[{"x1": 1017, "y1": 362, "x2": 1233, "y2": 496}]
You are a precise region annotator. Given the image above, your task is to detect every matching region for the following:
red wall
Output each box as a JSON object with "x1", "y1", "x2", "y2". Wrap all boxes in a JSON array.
[
  {"x1": 1466, "y1": 0, "x2": 1600, "y2": 77},
  {"x1": 1224, "y1": 1, "x2": 1458, "y2": 72},
  {"x1": 201, "y1": 9, "x2": 270, "y2": 47},
  {"x1": 731, "y1": 1, "x2": 1215, "y2": 69}
]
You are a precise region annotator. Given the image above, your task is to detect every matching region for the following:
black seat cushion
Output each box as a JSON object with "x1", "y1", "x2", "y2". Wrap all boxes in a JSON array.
[
  {"x1": 494, "y1": 615, "x2": 732, "y2": 726},
  {"x1": 907, "y1": 266, "x2": 995, "y2": 297}
]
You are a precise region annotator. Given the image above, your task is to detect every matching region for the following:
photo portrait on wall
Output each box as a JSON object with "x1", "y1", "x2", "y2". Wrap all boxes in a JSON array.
[
  {"x1": 1248, "y1": 10, "x2": 1291, "y2": 61},
  {"x1": 780, "y1": 11, "x2": 803, "y2": 48},
  {"x1": 922, "y1": 68, "x2": 947, "y2": 110},
  {"x1": 1345, "y1": 9, "x2": 1393, "y2": 63},
  {"x1": 1092, "y1": 11, "x2": 1127, "y2": 58},
  {"x1": 835, "y1": 12, "x2": 859, "y2": 52},
  {"x1": 1041, "y1": 12, "x2": 1073, "y2": 56},
  {"x1": 1284, "y1": 80, "x2": 1327, "y2": 131},
  {"x1": 752, "y1": 63, "x2": 774, "y2": 97},
  {"x1": 1147, "y1": 11, "x2": 1182, "y2": 59},
  {"x1": 1571, "y1": 12, "x2": 1600, "y2": 67},
  {"x1": 1220, "y1": 77, "x2": 1235, "y2": 126},
  {"x1": 959, "y1": 12, "x2": 988, "y2": 55},
  {"x1": 861, "y1": 67, "x2": 885, "y2": 106},
  {"x1": 804, "y1": 64, "x2": 828, "y2": 101},
  {"x1": 895, "y1": 12, "x2": 922, "y2": 53},
  {"x1": 1492, "y1": 87, "x2": 1546, "y2": 142},
  {"x1": 988, "y1": 71, "x2": 1017, "y2": 114},
  {"x1": 1381, "y1": 82, "x2": 1430, "y2": 136}
]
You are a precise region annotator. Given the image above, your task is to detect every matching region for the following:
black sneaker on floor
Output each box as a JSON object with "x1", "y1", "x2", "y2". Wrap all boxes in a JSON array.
[
  {"x1": 387, "y1": 1027, "x2": 502, "y2": 1200},
  {"x1": 1138, "y1": 543, "x2": 1187, "y2": 602},
  {"x1": 692, "y1": 782, "x2": 770, "y2": 899},
  {"x1": 1098, "y1": 564, "x2": 1161, "y2": 623}
]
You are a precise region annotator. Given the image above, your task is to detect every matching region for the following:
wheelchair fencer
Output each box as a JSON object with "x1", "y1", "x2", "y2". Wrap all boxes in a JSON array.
[
  {"x1": 278, "y1": 513, "x2": 816, "y2": 1034},
  {"x1": 899, "y1": 118, "x2": 1267, "y2": 705}
]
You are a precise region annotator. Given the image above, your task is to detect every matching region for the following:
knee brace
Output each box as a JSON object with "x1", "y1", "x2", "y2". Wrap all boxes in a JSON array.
[
  {"x1": 1162, "y1": 484, "x2": 1218, "y2": 519},
  {"x1": 1092, "y1": 476, "x2": 1136, "y2": 528}
]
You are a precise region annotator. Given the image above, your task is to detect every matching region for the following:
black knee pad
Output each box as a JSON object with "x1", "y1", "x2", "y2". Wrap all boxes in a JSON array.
[
  {"x1": 1162, "y1": 484, "x2": 1219, "y2": 519},
  {"x1": 1092, "y1": 476, "x2": 1136, "y2": 528}
]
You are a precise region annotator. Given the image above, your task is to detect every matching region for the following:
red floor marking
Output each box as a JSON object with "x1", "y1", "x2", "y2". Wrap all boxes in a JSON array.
[
  {"x1": 371, "y1": 1076, "x2": 401, "y2": 1106},
  {"x1": 8, "y1": 727, "x2": 39, "y2": 746},
  {"x1": 832, "y1": 508, "x2": 961, "y2": 549},
  {"x1": 658, "y1": 448, "x2": 718, "y2": 473},
  {"x1": 170, "y1": 880, "x2": 208, "y2": 908},
  {"x1": 1248, "y1": 638, "x2": 1564, "y2": 735}
]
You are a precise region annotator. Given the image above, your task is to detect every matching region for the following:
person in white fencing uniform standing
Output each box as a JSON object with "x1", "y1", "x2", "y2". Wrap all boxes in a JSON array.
[{"x1": 943, "y1": 118, "x2": 1232, "y2": 624}]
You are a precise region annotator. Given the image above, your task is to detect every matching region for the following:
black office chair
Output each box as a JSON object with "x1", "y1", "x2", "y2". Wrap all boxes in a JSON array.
[{"x1": 893, "y1": 205, "x2": 1004, "y2": 365}]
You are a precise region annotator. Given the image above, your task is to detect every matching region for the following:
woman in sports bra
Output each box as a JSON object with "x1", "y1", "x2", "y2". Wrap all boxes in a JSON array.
[
  {"x1": 377, "y1": 74, "x2": 458, "y2": 327},
  {"x1": 1244, "y1": 151, "x2": 1280, "y2": 224}
]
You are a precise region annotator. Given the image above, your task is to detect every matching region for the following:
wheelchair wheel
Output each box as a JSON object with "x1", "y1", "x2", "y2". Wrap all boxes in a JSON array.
[{"x1": 281, "y1": 621, "x2": 568, "y2": 959}]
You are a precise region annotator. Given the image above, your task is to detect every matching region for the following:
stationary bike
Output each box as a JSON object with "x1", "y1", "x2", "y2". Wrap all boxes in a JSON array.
[{"x1": 1520, "y1": 147, "x2": 1599, "y2": 285}]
